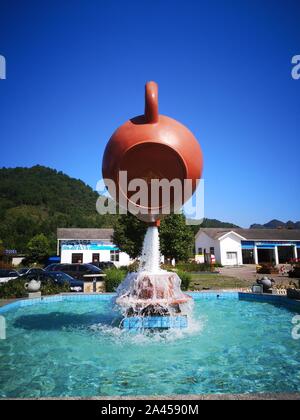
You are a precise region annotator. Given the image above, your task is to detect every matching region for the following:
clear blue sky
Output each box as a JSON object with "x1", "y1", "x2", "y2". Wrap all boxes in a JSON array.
[{"x1": 0, "y1": 0, "x2": 299, "y2": 227}]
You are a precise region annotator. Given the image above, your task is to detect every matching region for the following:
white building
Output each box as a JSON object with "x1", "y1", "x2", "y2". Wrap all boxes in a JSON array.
[
  {"x1": 57, "y1": 228, "x2": 131, "y2": 268},
  {"x1": 195, "y1": 228, "x2": 300, "y2": 266}
]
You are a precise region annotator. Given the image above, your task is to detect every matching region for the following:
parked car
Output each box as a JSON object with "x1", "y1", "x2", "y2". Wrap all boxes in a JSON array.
[
  {"x1": 89, "y1": 261, "x2": 116, "y2": 270},
  {"x1": 45, "y1": 263, "x2": 104, "y2": 281},
  {"x1": 19, "y1": 268, "x2": 45, "y2": 277},
  {"x1": 20, "y1": 271, "x2": 84, "y2": 292},
  {"x1": 0, "y1": 269, "x2": 20, "y2": 283},
  {"x1": 44, "y1": 263, "x2": 59, "y2": 271},
  {"x1": 18, "y1": 267, "x2": 30, "y2": 275}
]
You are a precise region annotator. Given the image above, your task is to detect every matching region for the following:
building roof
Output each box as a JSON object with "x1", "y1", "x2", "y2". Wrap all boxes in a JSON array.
[
  {"x1": 197, "y1": 228, "x2": 300, "y2": 241},
  {"x1": 57, "y1": 228, "x2": 114, "y2": 241}
]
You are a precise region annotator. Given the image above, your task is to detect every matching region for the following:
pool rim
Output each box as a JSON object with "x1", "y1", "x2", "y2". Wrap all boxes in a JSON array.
[{"x1": 1, "y1": 291, "x2": 300, "y2": 314}]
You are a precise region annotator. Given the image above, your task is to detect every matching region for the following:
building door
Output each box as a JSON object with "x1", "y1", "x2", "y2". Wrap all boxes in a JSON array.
[
  {"x1": 72, "y1": 253, "x2": 83, "y2": 264},
  {"x1": 278, "y1": 246, "x2": 294, "y2": 263},
  {"x1": 226, "y1": 252, "x2": 238, "y2": 265},
  {"x1": 242, "y1": 249, "x2": 254, "y2": 264},
  {"x1": 257, "y1": 249, "x2": 274, "y2": 264}
]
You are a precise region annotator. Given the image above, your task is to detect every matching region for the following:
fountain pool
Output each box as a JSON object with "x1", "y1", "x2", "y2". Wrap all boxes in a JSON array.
[{"x1": 0, "y1": 293, "x2": 299, "y2": 398}]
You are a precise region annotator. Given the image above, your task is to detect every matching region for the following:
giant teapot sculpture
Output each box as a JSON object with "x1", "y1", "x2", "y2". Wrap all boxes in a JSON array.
[{"x1": 102, "y1": 81, "x2": 203, "y2": 224}]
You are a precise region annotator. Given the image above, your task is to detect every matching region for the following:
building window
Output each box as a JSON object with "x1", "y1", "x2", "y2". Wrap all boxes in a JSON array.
[
  {"x1": 72, "y1": 253, "x2": 83, "y2": 263},
  {"x1": 210, "y1": 247, "x2": 215, "y2": 255},
  {"x1": 110, "y1": 250, "x2": 120, "y2": 262},
  {"x1": 198, "y1": 247, "x2": 203, "y2": 255},
  {"x1": 227, "y1": 252, "x2": 237, "y2": 260},
  {"x1": 92, "y1": 253, "x2": 100, "y2": 263}
]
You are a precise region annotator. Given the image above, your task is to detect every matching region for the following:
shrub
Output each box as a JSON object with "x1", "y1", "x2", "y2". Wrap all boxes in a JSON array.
[
  {"x1": 289, "y1": 267, "x2": 300, "y2": 279},
  {"x1": 0, "y1": 278, "x2": 28, "y2": 299},
  {"x1": 41, "y1": 280, "x2": 69, "y2": 295},
  {"x1": 257, "y1": 264, "x2": 279, "y2": 274},
  {"x1": 176, "y1": 262, "x2": 219, "y2": 272},
  {"x1": 177, "y1": 270, "x2": 192, "y2": 291},
  {"x1": 104, "y1": 268, "x2": 126, "y2": 292},
  {"x1": 0, "y1": 278, "x2": 69, "y2": 299},
  {"x1": 126, "y1": 260, "x2": 139, "y2": 273},
  {"x1": 118, "y1": 261, "x2": 139, "y2": 273}
]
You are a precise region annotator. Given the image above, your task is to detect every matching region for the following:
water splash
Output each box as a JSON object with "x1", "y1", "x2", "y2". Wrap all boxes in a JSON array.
[{"x1": 115, "y1": 226, "x2": 194, "y2": 320}]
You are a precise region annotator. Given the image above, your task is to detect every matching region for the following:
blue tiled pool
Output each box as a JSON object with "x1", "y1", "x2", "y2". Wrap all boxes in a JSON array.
[{"x1": 0, "y1": 293, "x2": 299, "y2": 398}]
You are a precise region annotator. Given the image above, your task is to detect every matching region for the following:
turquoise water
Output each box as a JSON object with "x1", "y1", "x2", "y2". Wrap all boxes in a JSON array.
[{"x1": 0, "y1": 297, "x2": 299, "y2": 397}]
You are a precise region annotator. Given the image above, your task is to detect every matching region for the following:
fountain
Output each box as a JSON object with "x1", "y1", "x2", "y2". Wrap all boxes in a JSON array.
[{"x1": 102, "y1": 81, "x2": 203, "y2": 329}]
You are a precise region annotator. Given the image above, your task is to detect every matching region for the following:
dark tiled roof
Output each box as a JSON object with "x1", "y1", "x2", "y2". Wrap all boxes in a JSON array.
[
  {"x1": 57, "y1": 228, "x2": 114, "y2": 240},
  {"x1": 197, "y1": 228, "x2": 300, "y2": 241}
]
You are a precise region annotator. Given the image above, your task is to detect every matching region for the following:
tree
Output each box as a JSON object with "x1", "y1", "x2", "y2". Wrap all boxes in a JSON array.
[
  {"x1": 160, "y1": 213, "x2": 194, "y2": 262},
  {"x1": 113, "y1": 213, "x2": 194, "y2": 262},
  {"x1": 26, "y1": 234, "x2": 51, "y2": 264},
  {"x1": 113, "y1": 214, "x2": 147, "y2": 259},
  {"x1": 0, "y1": 240, "x2": 5, "y2": 268}
]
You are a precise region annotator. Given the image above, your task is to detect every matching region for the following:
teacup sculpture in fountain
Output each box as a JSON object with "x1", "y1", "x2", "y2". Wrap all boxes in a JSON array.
[{"x1": 102, "y1": 81, "x2": 203, "y2": 329}]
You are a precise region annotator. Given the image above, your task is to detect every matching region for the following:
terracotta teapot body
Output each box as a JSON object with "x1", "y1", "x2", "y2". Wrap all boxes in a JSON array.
[{"x1": 102, "y1": 82, "x2": 203, "y2": 223}]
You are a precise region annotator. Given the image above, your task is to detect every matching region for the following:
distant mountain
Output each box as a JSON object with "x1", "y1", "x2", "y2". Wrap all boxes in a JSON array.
[
  {"x1": 200, "y1": 218, "x2": 239, "y2": 228},
  {"x1": 189, "y1": 218, "x2": 239, "y2": 235},
  {"x1": 250, "y1": 219, "x2": 300, "y2": 229}
]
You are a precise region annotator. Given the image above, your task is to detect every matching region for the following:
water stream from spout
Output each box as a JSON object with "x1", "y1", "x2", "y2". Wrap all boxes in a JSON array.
[{"x1": 138, "y1": 226, "x2": 162, "y2": 274}]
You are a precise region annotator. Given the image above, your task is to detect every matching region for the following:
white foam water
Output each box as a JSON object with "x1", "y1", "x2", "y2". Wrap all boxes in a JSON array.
[
  {"x1": 115, "y1": 226, "x2": 194, "y2": 319},
  {"x1": 139, "y1": 226, "x2": 162, "y2": 273}
]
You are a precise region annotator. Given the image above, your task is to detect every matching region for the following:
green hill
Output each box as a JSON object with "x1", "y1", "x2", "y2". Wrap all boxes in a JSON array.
[
  {"x1": 0, "y1": 165, "x2": 240, "y2": 254},
  {"x1": 0, "y1": 166, "x2": 115, "y2": 252}
]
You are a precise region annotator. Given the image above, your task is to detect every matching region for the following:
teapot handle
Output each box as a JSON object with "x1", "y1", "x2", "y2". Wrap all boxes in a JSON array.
[{"x1": 145, "y1": 81, "x2": 159, "y2": 123}]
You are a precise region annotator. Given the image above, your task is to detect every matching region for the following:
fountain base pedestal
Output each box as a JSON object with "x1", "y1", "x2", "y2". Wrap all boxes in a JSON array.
[
  {"x1": 115, "y1": 271, "x2": 193, "y2": 331},
  {"x1": 122, "y1": 315, "x2": 188, "y2": 331}
]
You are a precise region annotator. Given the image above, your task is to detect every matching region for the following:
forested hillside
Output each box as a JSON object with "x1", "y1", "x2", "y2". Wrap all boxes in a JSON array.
[{"x1": 0, "y1": 166, "x2": 115, "y2": 252}]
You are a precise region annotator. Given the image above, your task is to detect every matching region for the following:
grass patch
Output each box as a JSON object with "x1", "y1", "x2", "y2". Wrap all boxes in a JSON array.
[{"x1": 189, "y1": 273, "x2": 253, "y2": 290}]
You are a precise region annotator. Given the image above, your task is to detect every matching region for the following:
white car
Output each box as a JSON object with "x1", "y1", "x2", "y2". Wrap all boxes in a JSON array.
[{"x1": 0, "y1": 269, "x2": 20, "y2": 283}]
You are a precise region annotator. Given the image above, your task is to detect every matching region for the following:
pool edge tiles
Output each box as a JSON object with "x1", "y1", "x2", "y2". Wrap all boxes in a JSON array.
[
  {"x1": 0, "y1": 293, "x2": 116, "y2": 314},
  {"x1": 188, "y1": 291, "x2": 239, "y2": 300},
  {"x1": 0, "y1": 291, "x2": 300, "y2": 314},
  {"x1": 239, "y1": 292, "x2": 300, "y2": 311},
  {"x1": 0, "y1": 291, "x2": 239, "y2": 314}
]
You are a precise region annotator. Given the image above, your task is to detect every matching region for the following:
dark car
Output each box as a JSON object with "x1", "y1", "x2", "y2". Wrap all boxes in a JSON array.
[
  {"x1": 89, "y1": 261, "x2": 115, "y2": 270},
  {"x1": 19, "y1": 268, "x2": 45, "y2": 277},
  {"x1": 0, "y1": 269, "x2": 20, "y2": 283},
  {"x1": 20, "y1": 271, "x2": 84, "y2": 292},
  {"x1": 45, "y1": 263, "x2": 105, "y2": 281},
  {"x1": 44, "y1": 263, "x2": 58, "y2": 271},
  {"x1": 18, "y1": 267, "x2": 30, "y2": 275}
]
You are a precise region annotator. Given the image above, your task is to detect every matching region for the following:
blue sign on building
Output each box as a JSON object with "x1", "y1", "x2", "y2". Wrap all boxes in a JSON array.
[{"x1": 61, "y1": 241, "x2": 118, "y2": 251}]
